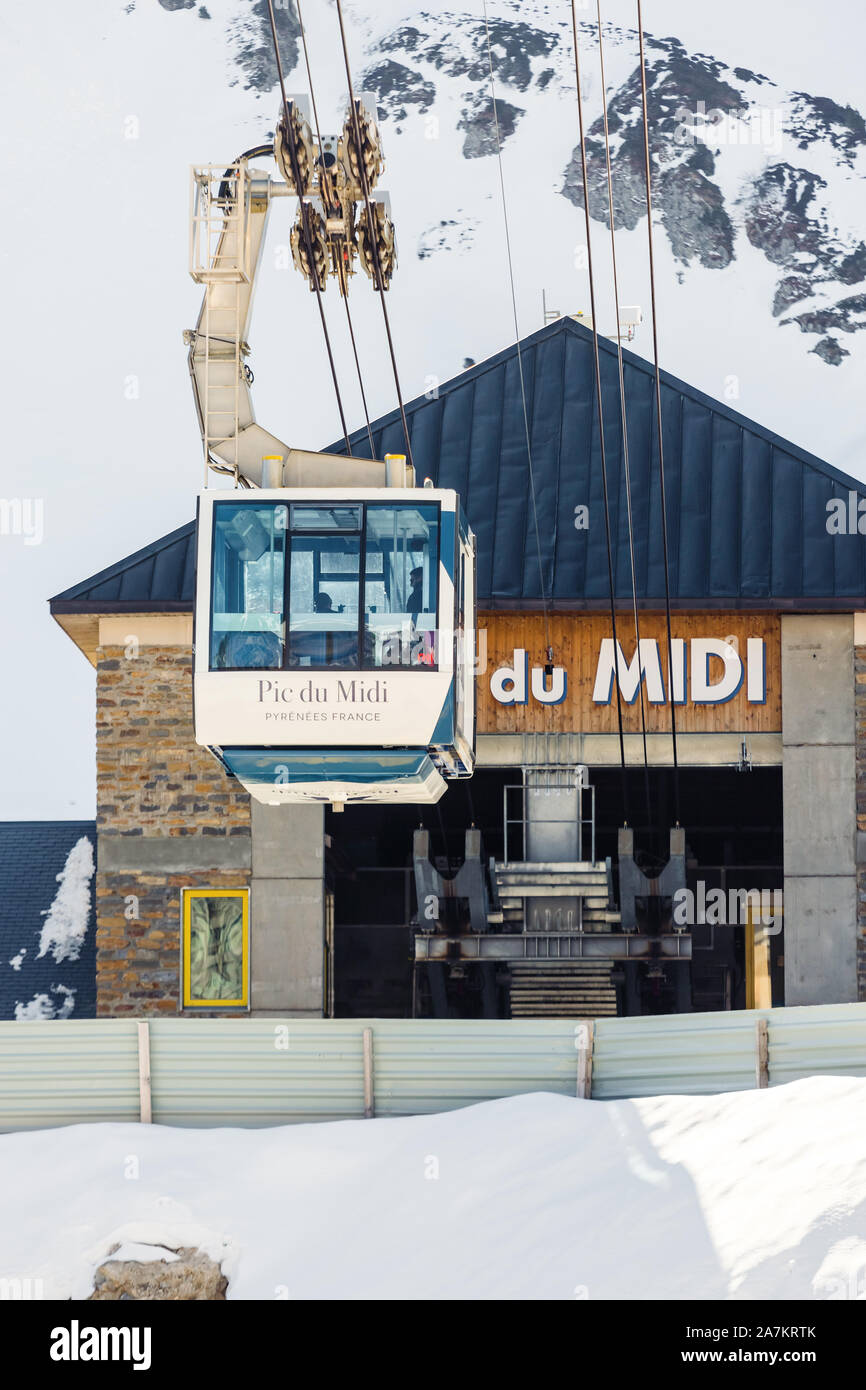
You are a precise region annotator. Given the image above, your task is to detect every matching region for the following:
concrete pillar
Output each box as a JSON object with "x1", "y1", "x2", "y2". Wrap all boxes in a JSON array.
[
  {"x1": 249, "y1": 801, "x2": 325, "y2": 1016},
  {"x1": 782, "y1": 615, "x2": 857, "y2": 1004},
  {"x1": 524, "y1": 768, "x2": 580, "y2": 931}
]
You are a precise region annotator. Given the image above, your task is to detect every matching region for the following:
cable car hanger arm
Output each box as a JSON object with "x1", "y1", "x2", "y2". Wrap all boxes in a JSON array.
[{"x1": 185, "y1": 107, "x2": 405, "y2": 491}]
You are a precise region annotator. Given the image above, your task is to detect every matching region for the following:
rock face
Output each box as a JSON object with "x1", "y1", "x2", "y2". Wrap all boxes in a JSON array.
[
  {"x1": 555, "y1": 35, "x2": 866, "y2": 360},
  {"x1": 227, "y1": 0, "x2": 300, "y2": 93},
  {"x1": 658, "y1": 164, "x2": 735, "y2": 269},
  {"x1": 90, "y1": 1247, "x2": 227, "y2": 1301},
  {"x1": 743, "y1": 164, "x2": 866, "y2": 343},
  {"x1": 561, "y1": 43, "x2": 745, "y2": 267},
  {"x1": 377, "y1": 15, "x2": 556, "y2": 94},
  {"x1": 360, "y1": 60, "x2": 435, "y2": 129},
  {"x1": 458, "y1": 95, "x2": 523, "y2": 158}
]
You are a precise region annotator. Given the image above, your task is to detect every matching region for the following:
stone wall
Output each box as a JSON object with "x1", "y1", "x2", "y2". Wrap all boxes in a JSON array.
[
  {"x1": 96, "y1": 644, "x2": 250, "y2": 838},
  {"x1": 95, "y1": 870, "x2": 248, "y2": 1015},
  {"x1": 95, "y1": 641, "x2": 251, "y2": 1016}
]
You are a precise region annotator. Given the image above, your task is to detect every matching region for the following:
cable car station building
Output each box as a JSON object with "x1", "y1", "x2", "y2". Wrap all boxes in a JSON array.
[{"x1": 51, "y1": 318, "x2": 866, "y2": 1020}]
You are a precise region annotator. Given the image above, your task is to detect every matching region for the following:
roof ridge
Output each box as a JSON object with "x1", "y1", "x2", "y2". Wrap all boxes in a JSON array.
[{"x1": 336, "y1": 316, "x2": 865, "y2": 496}]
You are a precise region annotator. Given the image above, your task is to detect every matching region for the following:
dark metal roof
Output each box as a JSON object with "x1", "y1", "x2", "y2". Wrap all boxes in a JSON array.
[
  {"x1": 51, "y1": 521, "x2": 195, "y2": 613},
  {"x1": 332, "y1": 317, "x2": 866, "y2": 610},
  {"x1": 51, "y1": 317, "x2": 866, "y2": 612},
  {"x1": 0, "y1": 822, "x2": 96, "y2": 1021}
]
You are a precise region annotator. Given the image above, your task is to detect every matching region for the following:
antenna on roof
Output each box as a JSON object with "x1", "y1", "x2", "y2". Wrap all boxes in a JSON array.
[
  {"x1": 569, "y1": 306, "x2": 643, "y2": 341},
  {"x1": 542, "y1": 289, "x2": 561, "y2": 325}
]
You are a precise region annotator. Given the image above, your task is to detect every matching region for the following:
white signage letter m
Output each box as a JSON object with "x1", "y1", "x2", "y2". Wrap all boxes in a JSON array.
[{"x1": 592, "y1": 639, "x2": 666, "y2": 705}]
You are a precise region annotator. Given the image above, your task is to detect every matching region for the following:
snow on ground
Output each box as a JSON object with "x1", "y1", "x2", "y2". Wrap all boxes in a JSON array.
[{"x1": 1, "y1": 1076, "x2": 865, "y2": 1300}]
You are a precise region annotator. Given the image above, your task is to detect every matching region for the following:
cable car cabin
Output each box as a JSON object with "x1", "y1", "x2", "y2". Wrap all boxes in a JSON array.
[{"x1": 194, "y1": 488, "x2": 476, "y2": 804}]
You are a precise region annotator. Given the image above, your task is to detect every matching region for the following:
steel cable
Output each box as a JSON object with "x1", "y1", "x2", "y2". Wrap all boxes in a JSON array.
[
  {"x1": 265, "y1": 0, "x2": 352, "y2": 454},
  {"x1": 637, "y1": 0, "x2": 681, "y2": 825},
  {"x1": 296, "y1": 0, "x2": 376, "y2": 457},
  {"x1": 570, "y1": 0, "x2": 630, "y2": 823},
  {"x1": 481, "y1": 0, "x2": 553, "y2": 658},
  {"x1": 334, "y1": 0, "x2": 415, "y2": 469},
  {"x1": 594, "y1": 1, "x2": 653, "y2": 838}
]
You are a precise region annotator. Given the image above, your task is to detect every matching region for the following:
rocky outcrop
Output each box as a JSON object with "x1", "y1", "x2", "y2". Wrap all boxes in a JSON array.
[
  {"x1": 561, "y1": 49, "x2": 742, "y2": 266},
  {"x1": 376, "y1": 12, "x2": 551, "y2": 153},
  {"x1": 554, "y1": 37, "x2": 866, "y2": 362},
  {"x1": 379, "y1": 15, "x2": 555, "y2": 94},
  {"x1": 743, "y1": 165, "x2": 828, "y2": 267},
  {"x1": 90, "y1": 1246, "x2": 227, "y2": 1301},
  {"x1": 773, "y1": 275, "x2": 815, "y2": 316},
  {"x1": 227, "y1": 0, "x2": 300, "y2": 93},
  {"x1": 812, "y1": 338, "x2": 850, "y2": 365},
  {"x1": 786, "y1": 93, "x2": 866, "y2": 168},
  {"x1": 744, "y1": 166, "x2": 866, "y2": 346},
  {"x1": 658, "y1": 165, "x2": 735, "y2": 269},
  {"x1": 360, "y1": 61, "x2": 435, "y2": 129},
  {"x1": 458, "y1": 94, "x2": 523, "y2": 159}
]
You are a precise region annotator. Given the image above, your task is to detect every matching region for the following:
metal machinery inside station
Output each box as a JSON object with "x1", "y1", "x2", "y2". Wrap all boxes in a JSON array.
[{"x1": 410, "y1": 766, "x2": 690, "y2": 1019}]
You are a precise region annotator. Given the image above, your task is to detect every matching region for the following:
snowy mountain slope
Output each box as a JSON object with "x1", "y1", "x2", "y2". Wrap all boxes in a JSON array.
[
  {"x1": 154, "y1": 0, "x2": 866, "y2": 455},
  {"x1": 3, "y1": 1079, "x2": 866, "y2": 1299},
  {"x1": 1, "y1": 0, "x2": 864, "y2": 816}
]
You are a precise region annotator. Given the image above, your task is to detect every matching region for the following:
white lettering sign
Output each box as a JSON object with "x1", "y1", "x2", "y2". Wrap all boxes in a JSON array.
[
  {"x1": 592, "y1": 638, "x2": 765, "y2": 706},
  {"x1": 592, "y1": 639, "x2": 666, "y2": 704},
  {"x1": 489, "y1": 639, "x2": 767, "y2": 708},
  {"x1": 489, "y1": 649, "x2": 567, "y2": 706}
]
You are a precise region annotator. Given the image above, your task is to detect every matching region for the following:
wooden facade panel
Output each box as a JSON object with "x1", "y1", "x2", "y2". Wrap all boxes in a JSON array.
[{"x1": 477, "y1": 611, "x2": 781, "y2": 734}]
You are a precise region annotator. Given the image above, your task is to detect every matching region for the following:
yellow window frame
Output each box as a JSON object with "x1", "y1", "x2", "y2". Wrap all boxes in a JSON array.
[{"x1": 181, "y1": 887, "x2": 250, "y2": 1009}]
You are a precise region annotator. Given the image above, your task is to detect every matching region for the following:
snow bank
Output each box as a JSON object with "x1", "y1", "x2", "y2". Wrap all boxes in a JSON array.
[{"x1": 1, "y1": 1077, "x2": 865, "y2": 1300}]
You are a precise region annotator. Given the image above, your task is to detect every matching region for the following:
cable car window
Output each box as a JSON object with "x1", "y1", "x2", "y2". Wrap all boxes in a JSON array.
[
  {"x1": 211, "y1": 503, "x2": 287, "y2": 669},
  {"x1": 289, "y1": 504, "x2": 362, "y2": 532},
  {"x1": 288, "y1": 534, "x2": 361, "y2": 667},
  {"x1": 364, "y1": 504, "x2": 439, "y2": 668}
]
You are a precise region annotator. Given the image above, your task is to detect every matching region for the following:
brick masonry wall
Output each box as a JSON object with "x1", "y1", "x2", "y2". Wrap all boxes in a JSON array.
[
  {"x1": 857, "y1": 643, "x2": 866, "y2": 1002},
  {"x1": 95, "y1": 643, "x2": 251, "y2": 1015},
  {"x1": 95, "y1": 870, "x2": 249, "y2": 1015},
  {"x1": 96, "y1": 644, "x2": 250, "y2": 837}
]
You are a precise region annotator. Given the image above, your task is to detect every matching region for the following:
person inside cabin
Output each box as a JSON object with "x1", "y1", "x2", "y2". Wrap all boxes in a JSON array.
[
  {"x1": 406, "y1": 566, "x2": 424, "y2": 618},
  {"x1": 218, "y1": 630, "x2": 281, "y2": 669},
  {"x1": 314, "y1": 591, "x2": 334, "y2": 613}
]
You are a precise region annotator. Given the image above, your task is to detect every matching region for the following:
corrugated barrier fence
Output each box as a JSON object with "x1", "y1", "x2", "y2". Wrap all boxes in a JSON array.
[{"x1": 1, "y1": 1003, "x2": 865, "y2": 1131}]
